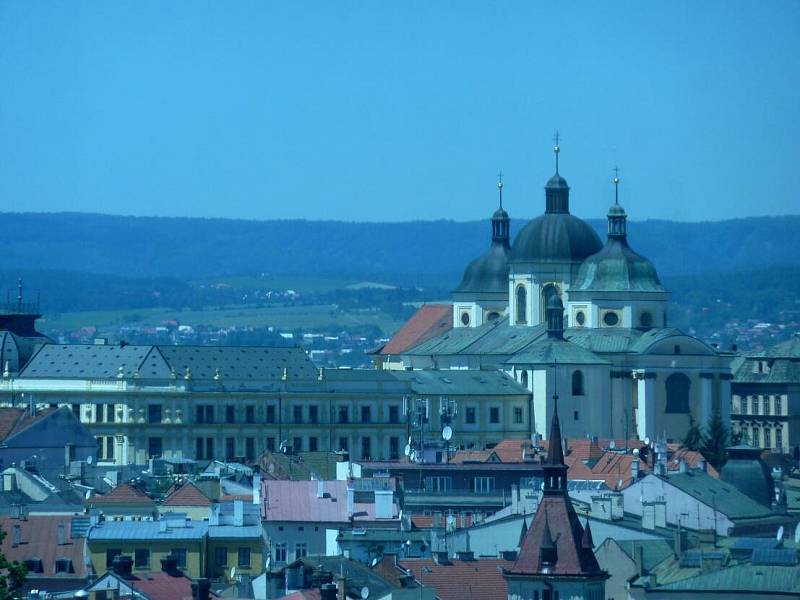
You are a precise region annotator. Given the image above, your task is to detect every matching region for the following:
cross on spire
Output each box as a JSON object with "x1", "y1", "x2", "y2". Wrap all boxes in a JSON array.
[
  {"x1": 613, "y1": 165, "x2": 620, "y2": 205},
  {"x1": 497, "y1": 171, "x2": 504, "y2": 209},
  {"x1": 553, "y1": 131, "x2": 561, "y2": 174}
]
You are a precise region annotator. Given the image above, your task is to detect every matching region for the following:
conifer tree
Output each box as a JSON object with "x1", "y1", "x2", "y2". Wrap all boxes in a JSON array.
[{"x1": 700, "y1": 412, "x2": 730, "y2": 470}]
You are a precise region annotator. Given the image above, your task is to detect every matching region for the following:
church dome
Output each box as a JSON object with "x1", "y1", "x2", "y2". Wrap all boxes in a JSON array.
[
  {"x1": 510, "y1": 172, "x2": 602, "y2": 265},
  {"x1": 454, "y1": 243, "x2": 510, "y2": 295},
  {"x1": 510, "y1": 213, "x2": 602, "y2": 265},
  {"x1": 572, "y1": 239, "x2": 665, "y2": 293}
]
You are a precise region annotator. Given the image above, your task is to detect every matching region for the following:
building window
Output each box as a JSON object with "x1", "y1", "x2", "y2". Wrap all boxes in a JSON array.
[
  {"x1": 245, "y1": 437, "x2": 255, "y2": 460},
  {"x1": 309, "y1": 436, "x2": 318, "y2": 452},
  {"x1": 461, "y1": 312, "x2": 470, "y2": 326},
  {"x1": 572, "y1": 370, "x2": 584, "y2": 396},
  {"x1": 148, "y1": 404, "x2": 162, "y2": 424},
  {"x1": 361, "y1": 406, "x2": 372, "y2": 423},
  {"x1": 170, "y1": 549, "x2": 187, "y2": 568},
  {"x1": 214, "y1": 546, "x2": 227, "y2": 567},
  {"x1": 474, "y1": 477, "x2": 494, "y2": 493},
  {"x1": 389, "y1": 437, "x2": 400, "y2": 460},
  {"x1": 602, "y1": 311, "x2": 619, "y2": 327},
  {"x1": 245, "y1": 406, "x2": 255, "y2": 424},
  {"x1": 764, "y1": 428, "x2": 772, "y2": 449},
  {"x1": 205, "y1": 405, "x2": 215, "y2": 424},
  {"x1": 226, "y1": 437, "x2": 236, "y2": 460},
  {"x1": 465, "y1": 407, "x2": 476, "y2": 424},
  {"x1": 148, "y1": 437, "x2": 163, "y2": 459},
  {"x1": 575, "y1": 310, "x2": 586, "y2": 327},
  {"x1": 665, "y1": 373, "x2": 691, "y2": 413},
  {"x1": 361, "y1": 437, "x2": 371, "y2": 459},
  {"x1": 196, "y1": 406, "x2": 205, "y2": 424},
  {"x1": 487, "y1": 311, "x2": 500, "y2": 322},
  {"x1": 339, "y1": 437, "x2": 349, "y2": 452},
  {"x1": 424, "y1": 476, "x2": 453, "y2": 493},
  {"x1": 389, "y1": 406, "x2": 400, "y2": 424},
  {"x1": 206, "y1": 437, "x2": 214, "y2": 460},
  {"x1": 101, "y1": 403, "x2": 116, "y2": 423},
  {"x1": 774, "y1": 396, "x2": 782, "y2": 415},
  {"x1": 226, "y1": 405, "x2": 236, "y2": 424},
  {"x1": 274, "y1": 543, "x2": 287, "y2": 563},
  {"x1": 295, "y1": 543, "x2": 307, "y2": 559},
  {"x1": 134, "y1": 549, "x2": 150, "y2": 570},
  {"x1": 490, "y1": 407, "x2": 500, "y2": 424},
  {"x1": 752, "y1": 427, "x2": 760, "y2": 447},
  {"x1": 104, "y1": 436, "x2": 115, "y2": 461},
  {"x1": 293, "y1": 406, "x2": 303, "y2": 424},
  {"x1": 513, "y1": 407, "x2": 523, "y2": 424},
  {"x1": 196, "y1": 438, "x2": 204, "y2": 460},
  {"x1": 238, "y1": 547, "x2": 251, "y2": 568},
  {"x1": 266, "y1": 437, "x2": 276, "y2": 452},
  {"x1": 266, "y1": 405, "x2": 276, "y2": 424},
  {"x1": 106, "y1": 549, "x2": 122, "y2": 568},
  {"x1": 674, "y1": 344, "x2": 681, "y2": 355},
  {"x1": 748, "y1": 397, "x2": 753, "y2": 415},
  {"x1": 338, "y1": 406, "x2": 349, "y2": 424},
  {"x1": 308, "y1": 405, "x2": 319, "y2": 423},
  {"x1": 574, "y1": 410, "x2": 579, "y2": 421},
  {"x1": 72, "y1": 403, "x2": 81, "y2": 419},
  {"x1": 776, "y1": 427, "x2": 783, "y2": 450},
  {"x1": 55, "y1": 558, "x2": 74, "y2": 574},
  {"x1": 516, "y1": 285, "x2": 527, "y2": 324},
  {"x1": 293, "y1": 437, "x2": 303, "y2": 452}
]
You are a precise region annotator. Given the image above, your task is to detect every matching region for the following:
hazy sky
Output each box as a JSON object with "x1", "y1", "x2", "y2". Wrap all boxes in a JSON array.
[{"x1": 1, "y1": 2, "x2": 798, "y2": 222}]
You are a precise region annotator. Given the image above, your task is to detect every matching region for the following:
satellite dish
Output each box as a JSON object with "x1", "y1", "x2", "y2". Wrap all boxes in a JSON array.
[
  {"x1": 442, "y1": 426, "x2": 453, "y2": 441},
  {"x1": 371, "y1": 557, "x2": 379, "y2": 567},
  {"x1": 609, "y1": 440, "x2": 616, "y2": 449},
  {"x1": 777, "y1": 525, "x2": 784, "y2": 542},
  {"x1": 360, "y1": 586, "x2": 369, "y2": 599},
  {"x1": 633, "y1": 448, "x2": 640, "y2": 457},
  {"x1": 644, "y1": 437, "x2": 651, "y2": 446},
  {"x1": 404, "y1": 445, "x2": 411, "y2": 457}
]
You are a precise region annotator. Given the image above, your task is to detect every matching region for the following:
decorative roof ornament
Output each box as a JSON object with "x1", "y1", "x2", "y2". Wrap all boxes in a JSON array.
[
  {"x1": 613, "y1": 165, "x2": 620, "y2": 205},
  {"x1": 2, "y1": 361, "x2": 9, "y2": 379},
  {"x1": 184, "y1": 367, "x2": 192, "y2": 381},
  {"x1": 497, "y1": 172, "x2": 504, "y2": 209},
  {"x1": 282, "y1": 367, "x2": 288, "y2": 381},
  {"x1": 117, "y1": 366, "x2": 125, "y2": 380},
  {"x1": 318, "y1": 367, "x2": 325, "y2": 382},
  {"x1": 214, "y1": 368, "x2": 222, "y2": 381},
  {"x1": 553, "y1": 131, "x2": 561, "y2": 174}
]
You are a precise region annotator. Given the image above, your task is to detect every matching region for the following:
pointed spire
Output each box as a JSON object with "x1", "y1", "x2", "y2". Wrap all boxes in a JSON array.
[
  {"x1": 518, "y1": 515, "x2": 529, "y2": 547},
  {"x1": 553, "y1": 131, "x2": 561, "y2": 174},
  {"x1": 497, "y1": 171, "x2": 504, "y2": 209},
  {"x1": 581, "y1": 520, "x2": 595, "y2": 549},
  {"x1": 546, "y1": 390, "x2": 564, "y2": 467},
  {"x1": 491, "y1": 174, "x2": 511, "y2": 247},
  {"x1": 608, "y1": 166, "x2": 627, "y2": 240}
]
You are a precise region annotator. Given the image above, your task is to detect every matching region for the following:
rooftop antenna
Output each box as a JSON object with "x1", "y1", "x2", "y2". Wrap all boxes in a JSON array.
[
  {"x1": 497, "y1": 172, "x2": 504, "y2": 209},
  {"x1": 553, "y1": 131, "x2": 561, "y2": 174}
]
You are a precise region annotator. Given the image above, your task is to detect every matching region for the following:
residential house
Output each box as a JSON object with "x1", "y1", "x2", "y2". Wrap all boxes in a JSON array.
[{"x1": 88, "y1": 481, "x2": 158, "y2": 520}]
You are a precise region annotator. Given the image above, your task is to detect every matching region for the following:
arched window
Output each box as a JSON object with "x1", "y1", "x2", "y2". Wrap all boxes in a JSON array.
[
  {"x1": 520, "y1": 370, "x2": 529, "y2": 388},
  {"x1": 571, "y1": 370, "x2": 584, "y2": 396},
  {"x1": 541, "y1": 284, "x2": 559, "y2": 319},
  {"x1": 665, "y1": 373, "x2": 691, "y2": 413},
  {"x1": 516, "y1": 286, "x2": 527, "y2": 324}
]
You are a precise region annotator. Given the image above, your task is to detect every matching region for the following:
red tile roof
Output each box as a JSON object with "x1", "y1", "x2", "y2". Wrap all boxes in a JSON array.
[
  {"x1": 277, "y1": 591, "x2": 321, "y2": 600},
  {"x1": 91, "y1": 483, "x2": 156, "y2": 507},
  {"x1": 399, "y1": 558, "x2": 511, "y2": 600},
  {"x1": 380, "y1": 305, "x2": 452, "y2": 355},
  {"x1": 163, "y1": 482, "x2": 212, "y2": 507},
  {"x1": 0, "y1": 515, "x2": 87, "y2": 578},
  {"x1": 130, "y1": 572, "x2": 208, "y2": 600},
  {"x1": 0, "y1": 407, "x2": 59, "y2": 442}
]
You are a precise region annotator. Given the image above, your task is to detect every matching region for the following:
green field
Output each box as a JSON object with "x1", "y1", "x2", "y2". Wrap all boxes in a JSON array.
[{"x1": 40, "y1": 303, "x2": 405, "y2": 335}]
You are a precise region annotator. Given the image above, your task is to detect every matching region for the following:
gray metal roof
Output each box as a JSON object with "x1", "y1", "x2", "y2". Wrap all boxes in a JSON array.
[
  {"x1": 392, "y1": 369, "x2": 527, "y2": 395},
  {"x1": 507, "y1": 337, "x2": 609, "y2": 366},
  {"x1": 664, "y1": 471, "x2": 775, "y2": 520},
  {"x1": 615, "y1": 539, "x2": 675, "y2": 572},
  {"x1": 88, "y1": 520, "x2": 208, "y2": 541},
  {"x1": 207, "y1": 525, "x2": 263, "y2": 539},
  {"x1": 654, "y1": 563, "x2": 800, "y2": 594}
]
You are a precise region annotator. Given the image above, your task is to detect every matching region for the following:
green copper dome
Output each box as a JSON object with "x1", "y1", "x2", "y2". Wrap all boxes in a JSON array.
[{"x1": 572, "y1": 238, "x2": 665, "y2": 293}]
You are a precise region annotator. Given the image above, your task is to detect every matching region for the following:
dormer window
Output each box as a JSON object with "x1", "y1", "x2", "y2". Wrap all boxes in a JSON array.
[
  {"x1": 55, "y1": 558, "x2": 75, "y2": 574},
  {"x1": 24, "y1": 557, "x2": 44, "y2": 573}
]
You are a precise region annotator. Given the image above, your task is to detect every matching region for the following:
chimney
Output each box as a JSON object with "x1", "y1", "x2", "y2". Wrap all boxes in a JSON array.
[
  {"x1": 317, "y1": 479, "x2": 325, "y2": 499},
  {"x1": 337, "y1": 575, "x2": 345, "y2": 600},
  {"x1": 320, "y1": 583, "x2": 338, "y2": 600},
  {"x1": 374, "y1": 489, "x2": 393, "y2": 520},
  {"x1": 674, "y1": 521, "x2": 684, "y2": 555},
  {"x1": 698, "y1": 458, "x2": 707, "y2": 473},
  {"x1": 434, "y1": 551, "x2": 450, "y2": 565},
  {"x1": 234, "y1": 499, "x2": 244, "y2": 526},
  {"x1": 57, "y1": 522, "x2": 66, "y2": 545},
  {"x1": 112, "y1": 555, "x2": 134, "y2": 578},
  {"x1": 346, "y1": 486, "x2": 354, "y2": 519},
  {"x1": 456, "y1": 550, "x2": 474, "y2": 561},
  {"x1": 161, "y1": 553, "x2": 180, "y2": 576},
  {"x1": 679, "y1": 460, "x2": 687, "y2": 473},
  {"x1": 191, "y1": 578, "x2": 211, "y2": 600},
  {"x1": 12, "y1": 524, "x2": 20, "y2": 547},
  {"x1": 501, "y1": 550, "x2": 518, "y2": 561},
  {"x1": 253, "y1": 472, "x2": 261, "y2": 506},
  {"x1": 635, "y1": 545, "x2": 644, "y2": 576},
  {"x1": 631, "y1": 458, "x2": 640, "y2": 480}
]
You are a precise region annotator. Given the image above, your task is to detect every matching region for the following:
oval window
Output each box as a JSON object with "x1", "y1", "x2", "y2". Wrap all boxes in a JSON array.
[
  {"x1": 603, "y1": 311, "x2": 619, "y2": 326},
  {"x1": 461, "y1": 312, "x2": 470, "y2": 326},
  {"x1": 486, "y1": 311, "x2": 500, "y2": 322},
  {"x1": 575, "y1": 311, "x2": 586, "y2": 326}
]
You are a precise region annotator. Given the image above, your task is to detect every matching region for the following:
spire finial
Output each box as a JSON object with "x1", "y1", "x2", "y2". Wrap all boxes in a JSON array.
[
  {"x1": 497, "y1": 171, "x2": 504, "y2": 209},
  {"x1": 553, "y1": 131, "x2": 561, "y2": 174},
  {"x1": 613, "y1": 165, "x2": 620, "y2": 205}
]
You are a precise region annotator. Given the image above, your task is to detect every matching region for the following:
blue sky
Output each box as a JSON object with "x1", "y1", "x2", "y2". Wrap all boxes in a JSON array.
[{"x1": 1, "y1": 1, "x2": 798, "y2": 222}]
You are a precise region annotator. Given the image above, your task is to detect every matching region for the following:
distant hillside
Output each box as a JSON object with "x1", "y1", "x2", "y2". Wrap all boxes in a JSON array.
[{"x1": 0, "y1": 212, "x2": 798, "y2": 282}]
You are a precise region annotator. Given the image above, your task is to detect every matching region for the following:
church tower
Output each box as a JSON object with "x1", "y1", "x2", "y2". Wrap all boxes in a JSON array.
[
  {"x1": 452, "y1": 175, "x2": 511, "y2": 327},
  {"x1": 504, "y1": 396, "x2": 607, "y2": 600},
  {"x1": 508, "y1": 136, "x2": 602, "y2": 327}
]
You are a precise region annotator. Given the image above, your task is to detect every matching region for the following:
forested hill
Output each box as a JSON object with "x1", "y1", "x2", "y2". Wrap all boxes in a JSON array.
[{"x1": 0, "y1": 212, "x2": 798, "y2": 280}]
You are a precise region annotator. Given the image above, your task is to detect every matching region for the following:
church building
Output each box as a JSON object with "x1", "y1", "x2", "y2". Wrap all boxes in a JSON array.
[{"x1": 386, "y1": 141, "x2": 734, "y2": 444}]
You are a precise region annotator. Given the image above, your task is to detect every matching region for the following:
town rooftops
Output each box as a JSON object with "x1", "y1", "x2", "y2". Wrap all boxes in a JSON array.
[
  {"x1": 90, "y1": 483, "x2": 156, "y2": 507},
  {"x1": 0, "y1": 515, "x2": 88, "y2": 579},
  {"x1": 0, "y1": 406, "x2": 59, "y2": 442},
  {"x1": 379, "y1": 304, "x2": 452, "y2": 355},
  {"x1": 662, "y1": 471, "x2": 775, "y2": 520},
  {"x1": 88, "y1": 519, "x2": 208, "y2": 541},
  {"x1": 162, "y1": 481, "x2": 212, "y2": 507},
  {"x1": 399, "y1": 557, "x2": 512, "y2": 600},
  {"x1": 649, "y1": 563, "x2": 800, "y2": 595}
]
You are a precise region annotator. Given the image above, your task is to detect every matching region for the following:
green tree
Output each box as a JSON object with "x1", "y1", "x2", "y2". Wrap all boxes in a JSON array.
[
  {"x1": 0, "y1": 527, "x2": 27, "y2": 599},
  {"x1": 700, "y1": 412, "x2": 731, "y2": 470},
  {"x1": 682, "y1": 415, "x2": 702, "y2": 450}
]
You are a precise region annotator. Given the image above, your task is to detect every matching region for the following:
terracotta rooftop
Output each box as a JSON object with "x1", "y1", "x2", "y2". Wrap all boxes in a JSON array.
[
  {"x1": 163, "y1": 482, "x2": 212, "y2": 507},
  {"x1": 0, "y1": 515, "x2": 87, "y2": 579},
  {"x1": 400, "y1": 557, "x2": 512, "y2": 600},
  {"x1": 0, "y1": 407, "x2": 59, "y2": 442},
  {"x1": 380, "y1": 304, "x2": 452, "y2": 355},
  {"x1": 277, "y1": 591, "x2": 322, "y2": 600},
  {"x1": 91, "y1": 483, "x2": 156, "y2": 507},
  {"x1": 129, "y1": 571, "x2": 209, "y2": 600}
]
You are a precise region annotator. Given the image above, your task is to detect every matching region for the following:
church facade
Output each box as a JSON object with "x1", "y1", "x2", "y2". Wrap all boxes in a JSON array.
[{"x1": 391, "y1": 145, "x2": 734, "y2": 444}]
